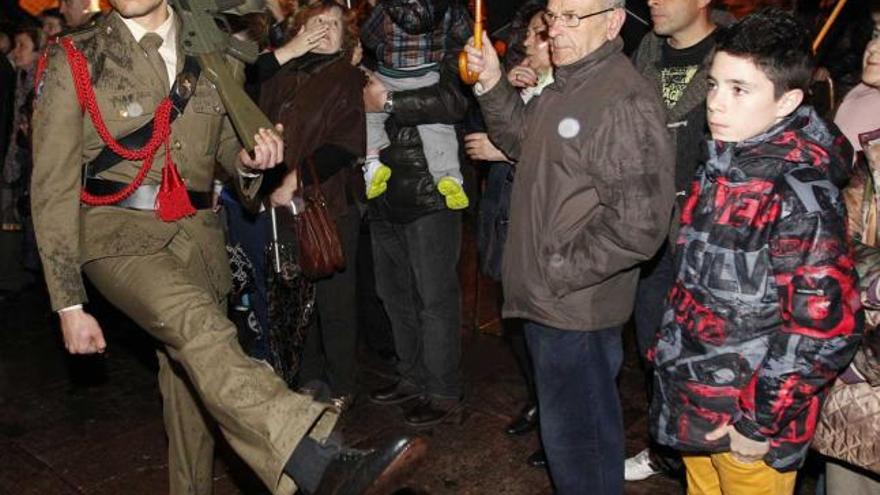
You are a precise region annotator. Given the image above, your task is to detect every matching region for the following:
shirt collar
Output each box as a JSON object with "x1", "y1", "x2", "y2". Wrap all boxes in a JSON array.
[{"x1": 118, "y1": 7, "x2": 175, "y2": 45}]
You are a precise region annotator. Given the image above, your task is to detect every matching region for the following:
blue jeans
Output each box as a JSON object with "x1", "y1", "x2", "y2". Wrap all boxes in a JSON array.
[
  {"x1": 371, "y1": 210, "x2": 462, "y2": 399},
  {"x1": 525, "y1": 322, "x2": 625, "y2": 495}
]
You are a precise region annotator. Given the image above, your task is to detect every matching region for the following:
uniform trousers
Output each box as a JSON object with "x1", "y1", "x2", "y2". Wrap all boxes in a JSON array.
[{"x1": 83, "y1": 226, "x2": 337, "y2": 495}]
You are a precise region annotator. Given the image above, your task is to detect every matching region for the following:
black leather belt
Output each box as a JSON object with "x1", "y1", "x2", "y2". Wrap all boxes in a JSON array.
[{"x1": 84, "y1": 178, "x2": 213, "y2": 211}]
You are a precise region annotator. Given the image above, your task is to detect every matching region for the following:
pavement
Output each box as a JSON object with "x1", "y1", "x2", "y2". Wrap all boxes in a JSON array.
[{"x1": 0, "y1": 222, "x2": 822, "y2": 494}]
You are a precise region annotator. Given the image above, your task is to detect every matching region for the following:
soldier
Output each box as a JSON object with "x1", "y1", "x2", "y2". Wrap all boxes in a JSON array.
[{"x1": 30, "y1": 1, "x2": 423, "y2": 494}]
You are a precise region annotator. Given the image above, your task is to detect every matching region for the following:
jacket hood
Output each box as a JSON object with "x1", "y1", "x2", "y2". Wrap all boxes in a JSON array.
[
  {"x1": 386, "y1": 0, "x2": 448, "y2": 35},
  {"x1": 705, "y1": 105, "x2": 854, "y2": 188}
]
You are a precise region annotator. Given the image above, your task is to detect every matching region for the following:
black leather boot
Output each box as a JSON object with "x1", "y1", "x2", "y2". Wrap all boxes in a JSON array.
[
  {"x1": 403, "y1": 396, "x2": 463, "y2": 427},
  {"x1": 527, "y1": 449, "x2": 547, "y2": 468},
  {"x1": 368, "y1": 382, "x2": 422, "y2": 405},
  {"x1": 304, "y1": 436, "x2": 427, "y2": 495}
]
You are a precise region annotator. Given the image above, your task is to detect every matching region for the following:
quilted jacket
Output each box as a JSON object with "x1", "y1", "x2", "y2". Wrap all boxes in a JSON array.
[
  {"x1": 650, "y1": 105, "x2": 864, "y2": 471},
  {"x1": 812, "y1": 168, "x2": 880, "y2": 473}
]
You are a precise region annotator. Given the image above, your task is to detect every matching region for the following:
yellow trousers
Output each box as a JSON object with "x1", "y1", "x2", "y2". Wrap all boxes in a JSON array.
[{"x1": 683, "y1": 452, "x2": 797, "y2": 495}]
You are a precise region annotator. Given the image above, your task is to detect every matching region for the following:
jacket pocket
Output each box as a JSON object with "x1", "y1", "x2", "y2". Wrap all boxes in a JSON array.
[{"x1": 187, "y1": 80, "x2": 226, "y2": 155}]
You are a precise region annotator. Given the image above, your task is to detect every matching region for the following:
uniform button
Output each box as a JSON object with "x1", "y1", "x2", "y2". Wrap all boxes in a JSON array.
[
  {"x1": 173, "y1": 140, "x2": 182, "y2": 150},
  {"x1": 119, "y1": 109, "x2": 129, "y2": 118},
  {"x1": 213, "y1": 105, "x2": 222, "y2": 113}
]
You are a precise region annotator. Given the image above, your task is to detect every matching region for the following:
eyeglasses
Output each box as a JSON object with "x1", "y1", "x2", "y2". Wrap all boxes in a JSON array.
[{"x1": 543, "y1": 8, "x2": 614, "y2": 28}]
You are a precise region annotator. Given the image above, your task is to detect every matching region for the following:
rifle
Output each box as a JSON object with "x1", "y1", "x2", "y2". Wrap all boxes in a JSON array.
[{"x1": 170, "y1": 0, "x2": 274, "y2": 153}]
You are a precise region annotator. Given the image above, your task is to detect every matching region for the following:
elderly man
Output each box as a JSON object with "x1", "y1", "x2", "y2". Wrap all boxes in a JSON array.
[{"x1": 466, "y1": 0, "x2": 674, "y2": 493}]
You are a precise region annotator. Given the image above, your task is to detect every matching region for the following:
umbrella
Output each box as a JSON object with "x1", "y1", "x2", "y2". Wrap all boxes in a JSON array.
[
  {"x1": 18, "y1": 0, "x2": 108, "y2": 17},
  {"x1": 18, "y1": 0, "x2": 56, "y2": 16}
]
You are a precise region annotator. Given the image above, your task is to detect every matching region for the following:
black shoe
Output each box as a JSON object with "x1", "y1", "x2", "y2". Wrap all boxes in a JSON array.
[
  {"x1": 527, "y1": 449, "x2": 547, "y2": 468},
  {"x1": 505, "y1": 403, "x2": 538, "y2": 436},
  {"x1": 403, "y1": 397, "x2": 462, "y2": 427},
  {"x1": 314, "y1": 436, "x2": 427, "y2": 495},
  {"x1": 368, "y1": 382, "x2": 421, "y2": 405}
]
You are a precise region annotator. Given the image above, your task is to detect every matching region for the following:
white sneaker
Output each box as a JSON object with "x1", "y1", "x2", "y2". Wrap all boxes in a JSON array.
[{"x1": 625, "y1": 448, "x2": 662, "y2": 481}]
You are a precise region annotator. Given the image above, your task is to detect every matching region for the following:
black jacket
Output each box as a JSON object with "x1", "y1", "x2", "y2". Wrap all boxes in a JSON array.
[{"x1": 368, "y1": 55, "x2": 469, "y2": 224}]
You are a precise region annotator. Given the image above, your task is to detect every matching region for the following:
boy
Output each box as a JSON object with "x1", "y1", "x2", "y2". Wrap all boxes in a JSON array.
[
  {"x1": 649, "y1": 8, "x2": 864, "y2": 494},
  {"x1": 360, "y1": 0, "x2": 470, "y2": 209}
]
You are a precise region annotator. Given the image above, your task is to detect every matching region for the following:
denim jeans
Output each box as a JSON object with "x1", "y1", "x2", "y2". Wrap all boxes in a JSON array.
[
  {"x1": 370, "y1": 210, "x2": 462, "y2": 399},
  {"x1": 525, "y1": 322, "x2": 625, "y2": 495},
  {"x1": 633, "y1": 242, "x2": 683, "y2": 473}
]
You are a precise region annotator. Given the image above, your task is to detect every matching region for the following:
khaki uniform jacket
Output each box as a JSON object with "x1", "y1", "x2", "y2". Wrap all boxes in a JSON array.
[{"x1": 32, "y1": 12, "x2": 259, "y2": 311}]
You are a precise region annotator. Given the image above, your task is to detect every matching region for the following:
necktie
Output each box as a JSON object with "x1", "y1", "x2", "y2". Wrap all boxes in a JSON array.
[{"x1": 139, "y1": 32, "x2": 169, "y2": 90}]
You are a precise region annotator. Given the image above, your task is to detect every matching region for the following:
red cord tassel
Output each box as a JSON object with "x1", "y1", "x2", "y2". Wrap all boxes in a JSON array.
[{"x1": 155, "y1": 142, "x2": 195, "y2": 221}]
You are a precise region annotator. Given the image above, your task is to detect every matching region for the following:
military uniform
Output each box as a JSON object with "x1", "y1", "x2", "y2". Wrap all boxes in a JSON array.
[{"x1": 31, "y1": 11, "x2": 336, "y2": 495}]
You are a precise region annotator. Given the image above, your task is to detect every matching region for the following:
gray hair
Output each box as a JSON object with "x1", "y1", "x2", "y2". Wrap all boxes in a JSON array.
[{"x1": 606, "y1": 0, "x2": 625, "y2": 9}]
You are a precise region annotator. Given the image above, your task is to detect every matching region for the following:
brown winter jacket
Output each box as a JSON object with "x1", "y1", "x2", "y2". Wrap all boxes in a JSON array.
[
  {"x1": 260, "y1": 53, "x2": 366, "y2": 219},
  {"x1": 477, "y1": 38, "x2": 675, "y2": 331}
]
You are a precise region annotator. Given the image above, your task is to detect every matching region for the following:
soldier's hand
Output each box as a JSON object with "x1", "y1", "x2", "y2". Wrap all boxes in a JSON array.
[
  {"x1": 465, "y1": 32, "x2": 502, "y2": 91},
  {"x1": 58, "y1": 308, "x2": 107, "y2": 355},
  {"x1": 240, "y1": 124, "x2": 284, "y2": 172}
]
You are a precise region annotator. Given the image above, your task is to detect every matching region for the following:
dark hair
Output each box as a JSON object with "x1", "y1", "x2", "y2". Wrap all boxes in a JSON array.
[
  {"x1": 714, "y1": 7, "x2": 814, "y2": 98},
  {"x1": 13, "y1": 25, "x2": 45, "y2": 52},
  {"x1": 40, "y1": 7, "x2": 63, "y2": 20},
  {"x1": 223, "y1": 13, "x2": 272, "y2": 51},
  {"x1": 504, "y1": 0, "x2": 547, "y2": 70}
]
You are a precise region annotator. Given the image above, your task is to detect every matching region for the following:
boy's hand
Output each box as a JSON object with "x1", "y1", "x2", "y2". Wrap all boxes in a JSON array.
[{"x1": 705, "y1": 424, "x2": 770, "y2": 463}]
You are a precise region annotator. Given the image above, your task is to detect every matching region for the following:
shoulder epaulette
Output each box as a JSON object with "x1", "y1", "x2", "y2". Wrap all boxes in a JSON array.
[{"x1": 57, "y1": 13, "x2": 103, "y2": 41}]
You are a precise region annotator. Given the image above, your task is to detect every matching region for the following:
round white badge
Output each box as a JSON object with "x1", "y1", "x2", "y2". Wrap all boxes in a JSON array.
[{"x1": 557, "y1": 117, "x2": 580, "y2": 139}]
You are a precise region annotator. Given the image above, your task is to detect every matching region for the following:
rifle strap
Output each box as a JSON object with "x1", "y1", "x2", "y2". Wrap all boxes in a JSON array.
[{"x1": 86, "y1": 55, "x2": 202, "y2": 178}]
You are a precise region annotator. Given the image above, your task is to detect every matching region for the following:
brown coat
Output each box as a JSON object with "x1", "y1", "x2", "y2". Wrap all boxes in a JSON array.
[
  {"x1": 260, "y1": 53, "x2": 366, "y2": 218},
  {"x1": 477, "y1": 38, "x2": 675, "y2": 331}
]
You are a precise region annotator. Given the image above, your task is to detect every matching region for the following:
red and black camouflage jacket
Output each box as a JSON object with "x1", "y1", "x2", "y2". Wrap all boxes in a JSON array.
[{"x1": 649, "y1": 105, "x2": 864, "y2": 471}]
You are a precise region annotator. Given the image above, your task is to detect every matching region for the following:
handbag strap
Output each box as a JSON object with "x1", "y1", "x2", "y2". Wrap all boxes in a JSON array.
[{"x1": 296, "y1": 156, "x2": 328, "y2": 204}]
